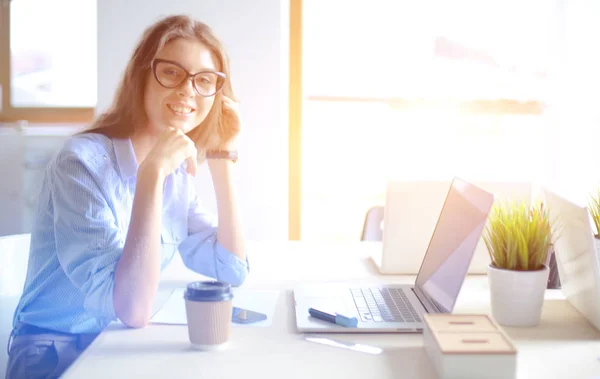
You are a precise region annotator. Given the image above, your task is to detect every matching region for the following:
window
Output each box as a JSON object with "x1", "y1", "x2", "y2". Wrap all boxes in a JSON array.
[
  {"x1": 0, "y1": 0, "x2": 96, "y2": 123},
  {"x1": 299, "y1": 0, "x2": 562, "y2": 241}
]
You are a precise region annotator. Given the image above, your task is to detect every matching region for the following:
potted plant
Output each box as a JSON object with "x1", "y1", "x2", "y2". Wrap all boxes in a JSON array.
[{"x1": 483, "y1": 200, "x2": 553, "y2": 327}]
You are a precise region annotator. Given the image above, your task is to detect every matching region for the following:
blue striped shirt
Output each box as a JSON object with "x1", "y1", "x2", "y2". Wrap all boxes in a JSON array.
[{"x1": 12, "y1": 133, "x2": 249, "y2": 334}]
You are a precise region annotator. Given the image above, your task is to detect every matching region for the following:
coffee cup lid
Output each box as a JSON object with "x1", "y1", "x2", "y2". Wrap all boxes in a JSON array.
[{"x1": 184, "y1": 281, "x2": 234, "y2": 302}]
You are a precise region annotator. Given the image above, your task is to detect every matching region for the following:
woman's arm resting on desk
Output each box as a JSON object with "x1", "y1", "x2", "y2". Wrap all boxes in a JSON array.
[
  {"x1": 177, "y1": 94, "x2": 248, "y2": 286},
  {"x1": 180, "y1": 174, "x2": 249, "y2": 286},
  {"x1": 208, "y1": 159, "x2": 245, "y2": 261},
  {"x1": 114, "y1": 128, "x2": 199, "y2": 328},
  {"x1": 178, "y1": 232, "x2": 249, "y2": 286},
  {"x1": 207, "y1": 95, "x2": 246, "y2": 262},
  {"x1": 112, "y1": 164, "x2": 163, "y2": 328}
]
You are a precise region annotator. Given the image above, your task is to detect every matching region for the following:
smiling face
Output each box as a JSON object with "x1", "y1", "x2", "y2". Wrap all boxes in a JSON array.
[{"x1": 144, "y1": 38, "x2": 220, "y2": 134}]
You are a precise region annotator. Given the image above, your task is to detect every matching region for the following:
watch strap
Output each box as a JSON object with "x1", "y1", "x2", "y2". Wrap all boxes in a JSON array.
[{"x1": 206, "y1": 150, "x2": 238, "y2": 162}]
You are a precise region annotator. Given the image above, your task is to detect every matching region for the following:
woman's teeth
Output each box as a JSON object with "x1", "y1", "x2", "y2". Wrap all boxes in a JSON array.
[{"x1": 167, "y1": 104, "x2": 193, "y2": 114}]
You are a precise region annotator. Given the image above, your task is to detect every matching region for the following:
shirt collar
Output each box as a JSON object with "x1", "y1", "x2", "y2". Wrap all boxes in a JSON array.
[{"x1": 112, "y1": 138, "x2": 138, "y2": 180}]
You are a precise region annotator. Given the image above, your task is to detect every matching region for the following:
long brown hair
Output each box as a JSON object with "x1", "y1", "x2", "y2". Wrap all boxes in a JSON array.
[{"x1": 87, "y1": 15, "x2": 235, "y2": 149}]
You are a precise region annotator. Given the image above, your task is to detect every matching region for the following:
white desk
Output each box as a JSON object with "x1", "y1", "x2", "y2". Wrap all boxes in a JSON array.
[{"x1": 63, "y1": 241, "x2": 600, "y2": 379}]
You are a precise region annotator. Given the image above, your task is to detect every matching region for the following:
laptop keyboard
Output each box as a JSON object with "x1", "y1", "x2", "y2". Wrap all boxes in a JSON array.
[{"x1": 350, "y1": 288, "x2": 422, "y2": 323}]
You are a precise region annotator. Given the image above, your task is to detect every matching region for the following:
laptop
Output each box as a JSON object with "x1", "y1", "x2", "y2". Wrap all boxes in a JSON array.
[
  {"x1": 372, "y1": 180, "x2": 531, "y2": 274},
  {"x1": 294, "y1": 177, "x2": 494, "y2": 332},
  {"x1": 542, "y1": 188, "x2": 600, "y2": 331}
]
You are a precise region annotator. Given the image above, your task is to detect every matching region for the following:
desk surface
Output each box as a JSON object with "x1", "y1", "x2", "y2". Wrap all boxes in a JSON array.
[{"x1": 64, "y1": 241, "x2": 600, "y2": 379}]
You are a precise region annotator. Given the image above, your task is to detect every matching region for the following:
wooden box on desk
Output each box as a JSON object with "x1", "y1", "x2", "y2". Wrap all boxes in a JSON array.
[{"x1": 423, "y1": 314, "x2": 517, "y2": 379}]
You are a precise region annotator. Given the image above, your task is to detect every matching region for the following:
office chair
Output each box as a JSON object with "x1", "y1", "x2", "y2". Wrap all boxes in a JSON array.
[{"x1": 360, "y1": 206, "x2": 384, "y2": 241}]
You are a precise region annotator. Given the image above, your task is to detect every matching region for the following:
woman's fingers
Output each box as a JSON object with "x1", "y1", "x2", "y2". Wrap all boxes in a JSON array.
[
  {"x1": 147, "y1": 127, "x2": 200, "y2": 177},
  {"x1": 186, "y1": 157, "x2": 198, "y2": 176},
  {"x1": 183, "y1": 135, "x2": 198, "y2": 177}
]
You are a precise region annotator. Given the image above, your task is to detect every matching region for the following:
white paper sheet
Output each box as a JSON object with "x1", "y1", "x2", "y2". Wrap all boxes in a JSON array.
[{"x1": 151, "y1": 288, "x2": 280, "y2": 327}]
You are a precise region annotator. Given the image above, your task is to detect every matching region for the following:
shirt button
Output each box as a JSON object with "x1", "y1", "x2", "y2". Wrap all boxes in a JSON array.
[{"x1": 103, "y1": 155, "x2": 108, "y2": 160}]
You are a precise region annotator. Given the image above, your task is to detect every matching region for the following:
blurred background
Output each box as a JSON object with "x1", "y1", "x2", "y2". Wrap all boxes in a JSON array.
[{"x1": 0, "y1": 0, "x2": 598, "y2": 243}]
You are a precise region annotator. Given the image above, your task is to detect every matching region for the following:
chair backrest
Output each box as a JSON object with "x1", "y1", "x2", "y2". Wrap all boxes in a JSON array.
[
  {"x1": 0, "y1": 233, "x2": 30, "y2": 375},
  {"x1": 361, "y1": 206, "x2": 384, "y2": 241},
  {"x1": 0, "y1": 233, "x2": 30, "y2": 297}
]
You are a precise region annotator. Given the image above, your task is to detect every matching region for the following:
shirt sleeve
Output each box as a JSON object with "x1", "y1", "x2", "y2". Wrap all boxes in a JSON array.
[
  {"x1": 179, "y1": 190, "x2": 249, "y2": 286},
  {"x1": 51, "y1": 152, "x2": 121, "y2": 321}
]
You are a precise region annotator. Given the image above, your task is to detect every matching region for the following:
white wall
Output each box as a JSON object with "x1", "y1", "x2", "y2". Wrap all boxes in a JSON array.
[
  {"x1": 545, "y1": 0, "x2": 600, "y2": 204},
  {"x1": 97, "y1": 0, "x2": 289, "y2": 240}
]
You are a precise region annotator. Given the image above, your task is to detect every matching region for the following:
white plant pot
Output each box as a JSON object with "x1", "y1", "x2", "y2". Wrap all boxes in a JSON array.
[{"x1": 488, "y1": 264, "x2": 549, "y2": 327}]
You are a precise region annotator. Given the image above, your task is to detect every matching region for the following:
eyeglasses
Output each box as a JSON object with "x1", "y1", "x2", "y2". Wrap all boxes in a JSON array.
[{"x1": 151, "y1": 58, "x2": 226, "y2": 97}]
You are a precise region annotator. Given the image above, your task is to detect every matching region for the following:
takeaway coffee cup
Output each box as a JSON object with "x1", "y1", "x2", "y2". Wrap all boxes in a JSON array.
[{"x1": 184, "y1": 281, "x2": 234, "y2": 350}]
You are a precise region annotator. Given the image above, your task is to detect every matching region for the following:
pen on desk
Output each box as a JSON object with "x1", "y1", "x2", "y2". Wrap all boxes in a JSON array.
[{"x1": 308, "y1": 308, "x2": 359, "y2": 328}]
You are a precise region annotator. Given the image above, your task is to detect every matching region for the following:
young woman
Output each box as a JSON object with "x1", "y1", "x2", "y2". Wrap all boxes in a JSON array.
[{"x1": 6, "y1": 15, "x2": 248, "y2": 378}]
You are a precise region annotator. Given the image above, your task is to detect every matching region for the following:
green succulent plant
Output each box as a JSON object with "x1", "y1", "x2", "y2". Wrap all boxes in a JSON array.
[
  {"x1": 483, "y1": 200, "x2": 553, "y2": 271},
  {"x1": 589, "y1": 189, "x2": 600, "y2": 238}
]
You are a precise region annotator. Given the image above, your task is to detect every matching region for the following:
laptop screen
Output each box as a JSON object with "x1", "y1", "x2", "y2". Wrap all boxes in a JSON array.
[{"x1": 415, "y1": 178, "x2": 494, "y2": 313}]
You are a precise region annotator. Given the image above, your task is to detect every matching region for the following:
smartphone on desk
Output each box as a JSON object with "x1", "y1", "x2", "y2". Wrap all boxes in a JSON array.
[{"x1": 232, "y1": 307, "x2": 267, "y2": 324}]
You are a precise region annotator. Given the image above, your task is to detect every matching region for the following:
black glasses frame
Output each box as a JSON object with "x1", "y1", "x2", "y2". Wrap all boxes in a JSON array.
[{"x1": 151, "y1": 58, "x2": 227, "y2": 97}]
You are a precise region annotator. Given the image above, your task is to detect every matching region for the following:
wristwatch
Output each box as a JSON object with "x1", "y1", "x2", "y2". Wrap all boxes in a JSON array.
[{"x1": 206, "y1": 150, "x2": 238, "y2": 163}]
